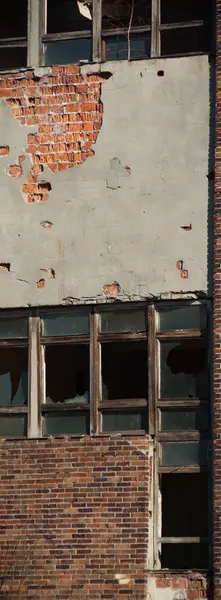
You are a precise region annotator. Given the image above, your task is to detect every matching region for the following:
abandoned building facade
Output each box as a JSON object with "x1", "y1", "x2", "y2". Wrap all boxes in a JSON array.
[{"x1": 0, "y1": 0, "x2": 219, "y2": 599}]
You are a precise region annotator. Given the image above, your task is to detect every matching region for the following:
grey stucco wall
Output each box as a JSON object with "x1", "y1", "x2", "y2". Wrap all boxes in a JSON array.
[{"x1": 0, "y1": 55, "x2": 209, "y2": 307}]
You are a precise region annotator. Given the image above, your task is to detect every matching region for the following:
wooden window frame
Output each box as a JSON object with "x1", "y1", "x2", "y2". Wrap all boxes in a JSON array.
[
  {"x1": 153, "y1": 300, "x2": 210, "y2": 569},
  {"x1": 0, "y1": 0, "x2": 211, "y2": 71}
]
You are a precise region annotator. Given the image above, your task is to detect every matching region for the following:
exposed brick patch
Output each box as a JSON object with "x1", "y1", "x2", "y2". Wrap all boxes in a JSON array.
[
  {"x1": 149, "y1": 574, "x2": 210, "y2": 599},
  {"x1": 0, "y1": 263, "x2": 10, "y2": 272},
  {"x1": 7, "y1": 164, "x2": 22, "y2": 177},
  {"x1": 0, "y1": 436, "x2": 149, "y2": 600},
  {"x1": 0, "y1": 145, "x2": 9, "y2": 156},
  {"x1": 36, "y1": 278, "x2": 45, "y2": 289},
  {"x1": 0, "y1": 66, "x2": 103, "y2": 203},
  {"x1": 40, "y1": 220, "x2": 53, "y2": 228},
  {"x1": 103, "y1": 282, "x2": 121, "y2": 297}
]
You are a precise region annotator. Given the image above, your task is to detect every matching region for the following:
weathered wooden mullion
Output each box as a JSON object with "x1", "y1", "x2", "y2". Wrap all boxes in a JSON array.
[
  {"x1": 28, "y1": 313, "x2": 41, "y2": 438},
  {"x1": 148, "y1": 303, "x2": 157, "y2": 435},
  {"x1": 157, "y1": 330, "x2": 204, "y2": 340},
  {"x1": 156, "y1": 431, "x2": 202, "y2": 441},
  {"x1": 98, "y1": 399, "x2": 148, "y2": 409},
  {"x1": 157, "y1": 399, "x2": 208, "y2": 407},
  {"x1": 98, "y1": 332, "x2": 147, "y2": 343},
  {"x1": 91, "y1": 312, "x2": 100, "y2": 435},
  {"x1": 0, "y1": 407, "x2": 28, "y2": 414},
  {"x1": 151, "y1": 0, "x2": 160, "y2": 57},
  {"x1": 159, "y1": 20, "x2": 204, "y2": 31},
  {"x1": 41, "y1": 334, "x2": 90, "y2": 345},
  {"x1": 92, "y1": 0, "x2": 102, "y2": 62},
  {"x1": 41, "y1": 404, "x2": 90, "y2": 412},
  {"x1": 42, "y1": 30, "x2": 92, "y2": 42},
  {"x1": 159, "y1": 465, "x2": 208, "y2": 473}
]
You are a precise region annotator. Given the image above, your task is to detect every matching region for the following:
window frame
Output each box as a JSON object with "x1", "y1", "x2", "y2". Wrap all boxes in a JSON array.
[{"x1": 23, "y1": 0, "x2": 212, "y2": 71}]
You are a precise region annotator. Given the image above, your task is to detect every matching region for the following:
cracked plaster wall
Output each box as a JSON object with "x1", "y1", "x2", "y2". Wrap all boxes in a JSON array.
[{"x1": 0, "y1": 55, "x2": 209, "y2": 307}]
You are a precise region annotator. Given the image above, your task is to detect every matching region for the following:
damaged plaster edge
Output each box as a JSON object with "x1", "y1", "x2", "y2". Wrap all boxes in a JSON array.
[
  {"x1": 62, "y1": 290, "x2": 208, "y2": 306},
  {"x1": 33, "y1": 66, "x2": 52, "y2": 78}
]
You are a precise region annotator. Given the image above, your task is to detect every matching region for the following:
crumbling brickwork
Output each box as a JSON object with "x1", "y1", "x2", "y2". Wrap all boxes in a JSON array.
[{"x1": 0, "y1": 66, "x2": 103, "y2": 203}]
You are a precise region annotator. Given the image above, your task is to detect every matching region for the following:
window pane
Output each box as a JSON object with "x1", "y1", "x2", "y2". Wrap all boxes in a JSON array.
[
  {"x1": 0, "y1": 348, "x2": 28, "y2": 406},
  {"x1": 0, "y1": 317, "x2": 27, "y2": 339},
  {"x1": 162, "y1": 474, "x2": 208, "y2": 537},
  {"x1": 0, "y1": 1, "x2": 27, "y2": 38},
  {"x1": 101, "y1": 341, "x2": 148, "y2": 400},
  {"x1": 160, "y1": 340, "x2": 208, "y2": 399},
  {"x1": 46, "y1": 344, "x2": 89, "y2": 405},
  {"x1": 102, "y1": 0, "x2": 151, "y2": 29},
  {"x1": 161, "y1": 408, "x2": 208, "y2": 431},
  {"x1": 161, "y1": 441, "x2": 208, "y2": 467},
  {"x1": 0, "y1": 414, "x2": 27, "y2": 437},
  {"x1": 161, "y1": 543, "x2": 209, "y2": 570},
  {"x1": 44, "y1": 39, "x2": 92, "y2": 66},
  {"x1": 102, "y1": 410, "x2": 147, "y2": 432},
  {"x1": 161, "y1": 0, "x2": 209, "y2": 24},
  {"x1": 161, "y1": 26, "x2": 210, "y2": 56},
  {"x1": 42, "y1": 310, "x2": 90, "y2": 336},
  {"x1": 47, "y1": 0, "x2": 92, "y2": 33},
  {"x1": 158, "y1": 304, "x2": 206, "y2": 331},
  {"x1": 103, "y1": 33, "x2": 151, "y2": 60},
  {"x1": 101, "y1": 309, "x2": 146, "y2": 333},
  {"x1": 0, "y1": 46, "x2": 27, "y2": 70},
  {"x1": 43, "y1": 411, "x2": 89, "y2": 435}
]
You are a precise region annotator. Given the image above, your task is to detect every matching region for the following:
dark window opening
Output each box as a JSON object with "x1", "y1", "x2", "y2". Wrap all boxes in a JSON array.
[
  {"x1": 161, "y1": 26, "x2": 210, "y2": 56},
  {"x1": 161, "y1": 543, "x2": 209, "y2": 570},
  {"x1": 102, "y1": 32, "x2": 150, "y2": 60},
  {"x1": 102, "y1": 0, "x2": 151, "y2": 30},
  {"x1": 162, "y1": 473, "x2": 208, "y2": 538},
  {"x1": 46, "y1": 344, "x2": 89, "y2": 405},
  {"x1": 161, "y1": 407, "x2": 209, "y2": 432},
  {"x1": 0, "y1": 1, "x2": 28, "y2": 38},
  {"x1": 44, "y1": 39, "x2": 92, "y2": 65},
  {"x1": 101, "y1": 341, "x2": 148, "y2": 400},
  {"x1": 0, "y1": 47, "x2": 27, "y2": 71},
  {"x1": 161, "y1": 0, "x2": 209, "y2": 25},
  {"x1": 160, "y1": 340, "x2": 208, "y2": 399},
  {"x1": 47, "y1": 0, "x2": 92, "y2": 34}
]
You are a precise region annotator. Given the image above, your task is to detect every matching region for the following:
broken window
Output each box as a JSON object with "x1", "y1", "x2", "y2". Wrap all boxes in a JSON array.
[
  {"x1": 101, "y1": 0, "x2": 151, "y2": 60},
  {"x1": 155, "y1": 303, "x2": 210, "y2": 569},
  {"x1": 43, "y1": 0, "x2": 92, "y2": 65},
  {"x1": 40, "y1": 309, "x2": 90, "y2": 435},
  {"x1": 0, "y1": 315, "x2": 28, "y2": 437},
  {"x1": 0, "y1": 1, "x2": 27, "y2": 70}
]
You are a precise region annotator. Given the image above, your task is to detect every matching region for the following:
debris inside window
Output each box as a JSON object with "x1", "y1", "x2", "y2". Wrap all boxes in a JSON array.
[
  {"x1": 47, "y1": 0, "x2": 92, "y2": 34},
  {"x1": 46, "y1": 344, "x2": 89, "y2": 405}
]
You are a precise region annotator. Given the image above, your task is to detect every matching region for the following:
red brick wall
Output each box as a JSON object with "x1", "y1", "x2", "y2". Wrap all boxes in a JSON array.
[
  {"x1": 214, "y1": 1, "x2": 221, "y2": 598},
  {"x1": 0, "y1": 436, "x2": 150, "y2": 600}
]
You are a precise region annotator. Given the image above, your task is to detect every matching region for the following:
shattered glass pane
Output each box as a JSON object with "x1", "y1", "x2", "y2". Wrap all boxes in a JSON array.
[
  {"x1": 45, "y1": 344, "x2": 89, "y2": 405},
  {"x1": 0, "y1": 47, "x2": 27, "y2": 70},
  {"x1": 102, "y1": 0, "x2": 151, "y2": 29},
  {"x1": 43, "y1": 411, "x2": 89, "y2": 435},
  {"x1": 0, "y1": 348, "x2": 28, "y2": 406},
  {"x1": 0, "y1": 415, "x2": 27, "y2": 437},
  {"x1": 47, "y1": 0, "x2": 92, "y2": 33},
  {"x1": 160, "y1": 340, "x2": 208, "y2": 399}
]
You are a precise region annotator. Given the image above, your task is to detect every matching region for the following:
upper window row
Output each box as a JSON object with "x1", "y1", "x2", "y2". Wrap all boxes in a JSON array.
[{"x1": 0, "y1": 0, "x2": 212, "y2": 71}]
